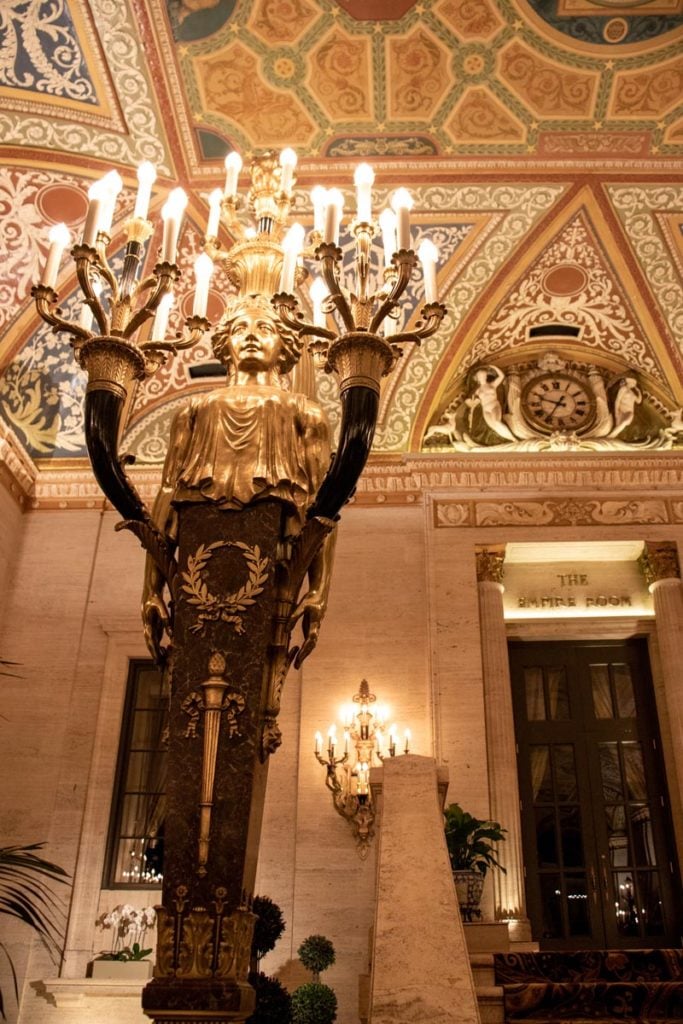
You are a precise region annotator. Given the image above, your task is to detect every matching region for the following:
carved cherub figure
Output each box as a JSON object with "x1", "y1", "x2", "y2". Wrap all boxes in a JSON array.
[
  {"x1": 466, "y1": 365, "x2": 516, "y2": 442},
  {"x1": 142, "y1": 294, "x2": 334, "y2": 664}
]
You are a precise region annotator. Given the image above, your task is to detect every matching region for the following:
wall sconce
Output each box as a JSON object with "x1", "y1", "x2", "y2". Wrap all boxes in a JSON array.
[{"x1": 314, "y1": 679, "x2": 411, "y2": 858}]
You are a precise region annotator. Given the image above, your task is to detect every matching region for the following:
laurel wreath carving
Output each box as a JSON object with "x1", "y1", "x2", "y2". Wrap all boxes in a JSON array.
[{"x1": 180, "y1": 541, "x2": 270, "y2": 636}]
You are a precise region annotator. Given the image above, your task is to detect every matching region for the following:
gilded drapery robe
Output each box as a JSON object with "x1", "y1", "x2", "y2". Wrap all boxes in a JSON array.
[{"x1": 162, "y1": 385, "x2": 330, "y2": 522}]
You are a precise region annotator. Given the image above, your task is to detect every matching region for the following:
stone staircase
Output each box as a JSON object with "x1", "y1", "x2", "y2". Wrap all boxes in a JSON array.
[{"x1": 476, "y1": 949, "x2": 683, "y2": 1023}]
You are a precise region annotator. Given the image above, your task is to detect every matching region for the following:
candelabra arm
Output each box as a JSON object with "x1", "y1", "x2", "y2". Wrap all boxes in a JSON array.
[
  {"x1": 31, "y1": 285, "x2": 91, "y2": 342},
  {"x1": 141, "y1": 316, "x2": 210, "y2": 356},
  {"x1": 317, "y1": 244, "x2": 356, "y2": 333},
  {"x1": 72, "y1": 245, "x2": 110, "y2": 335},
  {"x1": 369, "y1": 250, "x2": 416, "y2": 335},
  {"x1": 94, "y1": 233, "x2": 119, "y2": 297},
  {"x1": 125, "y1": 262, "x2": 179, "y2": 338},
  {"x1": 271, "y1": 293, "x2": 336, "y2": 343}
]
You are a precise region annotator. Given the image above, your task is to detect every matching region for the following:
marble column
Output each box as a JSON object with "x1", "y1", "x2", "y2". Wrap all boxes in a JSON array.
[
  {"x1": 639, "y1": 542, "x2": 683, "y2": 802},
  {"x1": 368, "y1": 756, "x2": 481, "y2": 1024},
  {"x1": 476, "y1": 547, "x2": 530, "y2": 942}
]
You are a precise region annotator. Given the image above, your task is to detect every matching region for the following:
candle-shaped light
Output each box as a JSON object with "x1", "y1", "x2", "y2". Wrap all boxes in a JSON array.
[
  {"x1": 206, "y1": 188, "x2": 223, "y2": 239},
  {"x1": 328, "y1": 726, "x2": 336, "y2": 758},
  {"x1": 314, "y1": 731, "x2": 322, "y2": 756},
  {"x1": 133, "y1": 161, "x2": 156, "y2": 220},
  {"x1": 311, "y1": 186, "x2": 328, "y2": 235},
  {"x1": 404, "y1": 728, "x2": 411, "y2": 755},
  {"x1": 223, "y1": 151, "x2": 242, "y2": 198},
  {"x1": 82, "y1": 178, "x2": 106, "y2": 246},
  {"x1": 279, "y1": 148, "x2": 297, "y2": 193},
  {"x1": 160, "y1": 187, "x2": 188, "y2": 263},
  {"x1": 379, "y1": 208, "x2": 397, "y2": 267},
  {"x1": 42, "y1": 222, "x2": 70, "y2": 288},
  {"x1": 391, "y1": 188, "x2": 413, "y2": 250},
  {"x1": 99, "y1": 170, "x2": 123, "y2": 236},
  {"x1": 389, "y1": 724, "x2": 397, "y2": 756},
  {"x1": 418, "y1": 238, "x2": 439, "y2": 303},
  {"x1": 324, "y1": 188, "x2": 344, "y2": 245},
  {"x1": 151, "y1": 291, "x2": 173, "y2": 341},
  {"x1": 383, "y1": 312, "x2": 398, "y2": 338},
  {"x1": 279, "y1": 221, "x2": 305, "y2": 293},
  {"x1": 192, "y1": 252, "x2": 214, "y2": 318},
  {"x1": 310, "y1": 277, "x2": 328, "y2": 329},
  {"x1": 343, "y1": 730, "x2": 350, "y2": 755},
  {"x1": 354, "y1": 163, "x2": 374, "y2": 223},
  {"x1": 376, "y1": 728, "x2": 383, "y2": 755}
]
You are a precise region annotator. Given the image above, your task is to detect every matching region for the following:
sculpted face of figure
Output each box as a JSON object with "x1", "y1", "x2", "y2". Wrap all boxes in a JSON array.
[{"x1": 228, "y1": 308, "x2": 283, "y2": 373}]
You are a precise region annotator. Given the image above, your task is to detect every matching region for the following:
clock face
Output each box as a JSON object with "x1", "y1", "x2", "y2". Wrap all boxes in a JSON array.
[{"x1": 522, "y1": 373, "x2": 596, "y2": 434}]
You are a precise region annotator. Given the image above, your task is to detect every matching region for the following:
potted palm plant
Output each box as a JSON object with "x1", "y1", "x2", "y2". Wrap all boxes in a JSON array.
[{"x1": 444, "y1": 803, "x2": 506, "y2": 921}]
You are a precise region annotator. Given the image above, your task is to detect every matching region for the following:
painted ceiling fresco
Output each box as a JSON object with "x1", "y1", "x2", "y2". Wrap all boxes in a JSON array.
[{"x1": 1, "y1": 0, "x2": 682, "y2": 463}]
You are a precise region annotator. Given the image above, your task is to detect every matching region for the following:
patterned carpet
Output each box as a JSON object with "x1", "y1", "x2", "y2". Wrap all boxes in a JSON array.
[{"x1": 493, "y1": 950, "x2": 683, "y2": 1022}]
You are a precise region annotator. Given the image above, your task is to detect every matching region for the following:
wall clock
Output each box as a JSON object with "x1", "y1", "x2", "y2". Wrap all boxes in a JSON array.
[{"x1": 521, "y1": 373, "x2": 596, "y2": 434}]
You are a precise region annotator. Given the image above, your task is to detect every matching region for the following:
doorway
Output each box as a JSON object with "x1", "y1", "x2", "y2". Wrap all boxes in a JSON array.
[{"x1": 509, "y1": 639, "x2": 682, "y2": 949}]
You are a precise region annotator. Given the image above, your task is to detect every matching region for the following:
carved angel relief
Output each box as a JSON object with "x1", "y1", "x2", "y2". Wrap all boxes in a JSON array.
[{"x1": 424, "y1": 353, "x2": 683, "y2": 452}]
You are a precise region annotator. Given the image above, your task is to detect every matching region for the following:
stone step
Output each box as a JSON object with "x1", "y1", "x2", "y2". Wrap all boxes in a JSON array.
[
  {"x1": 476, "y1": 983, "x2": 505, "y2": 1024},
  {"x1": 471, "y1": 953, "x2": 497, "y2": 987}
]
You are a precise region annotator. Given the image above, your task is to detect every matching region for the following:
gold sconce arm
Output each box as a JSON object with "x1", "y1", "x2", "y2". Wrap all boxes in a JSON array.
[{"x1": 31, "y1": 285, "x2": 91, "y2": 343}]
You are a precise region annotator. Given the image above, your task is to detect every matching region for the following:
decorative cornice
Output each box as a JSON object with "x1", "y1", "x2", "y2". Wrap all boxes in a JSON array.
[
  {"x1": 639, "y1": 542, "x2": 681, "y2": 588},
  {"x1": 23, "y1": 451, "x2": 683, "y2": 512},
  {"x1": 0, "y1": 421, "x2": 36, "y2": 508}
]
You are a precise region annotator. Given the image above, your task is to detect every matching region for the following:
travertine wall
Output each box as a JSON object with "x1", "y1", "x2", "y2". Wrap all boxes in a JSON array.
[{"x1": 2, "y1": 457, "x2": 683, "y2": 1024}]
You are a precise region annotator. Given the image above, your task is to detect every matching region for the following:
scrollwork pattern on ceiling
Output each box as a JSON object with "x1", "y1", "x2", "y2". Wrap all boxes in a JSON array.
[
  {"x1": 0, "y1": 0, "x2": 170, "y2": 171},
  {"x1": 0, "y1": 0, "x2": 95, "y2": 101}
]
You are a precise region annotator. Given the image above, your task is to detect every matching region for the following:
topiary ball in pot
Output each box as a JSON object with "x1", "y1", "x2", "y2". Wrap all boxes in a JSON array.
[{"x1": 291, "y1": 981, "x2": 337, "y2": 1024}]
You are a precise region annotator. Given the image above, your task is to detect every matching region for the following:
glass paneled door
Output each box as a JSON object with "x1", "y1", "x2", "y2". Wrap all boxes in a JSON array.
[{"x1": 509, "y1": 640, "x2": 682, "y2": 950}]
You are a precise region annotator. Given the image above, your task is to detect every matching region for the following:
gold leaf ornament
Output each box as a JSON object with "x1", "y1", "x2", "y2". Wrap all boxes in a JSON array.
[{"x1": 181, "y1": 541, "x2": 270, "y2": 636}]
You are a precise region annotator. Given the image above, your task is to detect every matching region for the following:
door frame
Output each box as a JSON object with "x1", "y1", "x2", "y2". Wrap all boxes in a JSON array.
[{"x1": 510, "y1": 635, "x2": 682, "y2": 948}]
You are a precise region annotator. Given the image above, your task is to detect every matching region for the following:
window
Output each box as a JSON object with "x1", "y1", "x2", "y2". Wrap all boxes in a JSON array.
[{"x1": 104, "y1": 660, "x2": 168, "y2": 887}]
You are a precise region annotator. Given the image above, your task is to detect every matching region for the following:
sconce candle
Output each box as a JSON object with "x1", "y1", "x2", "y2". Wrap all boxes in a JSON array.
[
  {"x1": 82, "y1": 179, "x2": 106, "y2": 247},
  {"x1": 310, "y1": 277, "x2": 328, "y2": 328},
  {"x1": 379, "y1": 208, "x2": 397, "y2": 267},
  {"x1": 192, "y1": 252, "x2": 214, "y2": 318},
  {"x1": 133, "y1": 161, "x2": 157, "y2": 220},
  {"x1": 206, "y1": 188, "x2": 223, "y2": 239},
  {"x1": 223, "y1": 151, "x2": 242, "y2": 198},
  {"x1": 418, "y1": 239, "x2": 439, "y2": 303},
  {"x1": 151, "y1": 291, "x2": 173, "y2": 341},
  {"x1": 42, "y1": 223, "x2": 70, "y2": 288},
  {"x1": 279, "y1": 222, "x2": 305, "y2": 293},
  {"x1": 354, "y1": 163, "x2": 374, "y2": 223},
  {"x1": 324, "y1": 188, "x2": 344, "y2": 245},
  {"x1": 279, "y1": 148, "x2": 297, "y2": 193},
  {"x1": 161, "y1": 187, "x2": 188, "y2": 263},
  {"x1": 99, "y1": 170, "x2": 123, "y2": 236},
  {"x1": 391, "y1": 188, "x2": 413, "y2": 251}
]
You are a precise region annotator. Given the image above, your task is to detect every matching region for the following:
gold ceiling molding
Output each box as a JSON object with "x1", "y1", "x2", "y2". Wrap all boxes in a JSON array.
[{"x1": 11, "y1": 451, "x2": 683, "y2": 511}]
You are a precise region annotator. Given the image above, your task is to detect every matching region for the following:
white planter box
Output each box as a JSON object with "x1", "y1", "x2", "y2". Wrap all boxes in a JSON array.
[{"x1": 90, "y1": 959, "x2": 153, "y2": 981}]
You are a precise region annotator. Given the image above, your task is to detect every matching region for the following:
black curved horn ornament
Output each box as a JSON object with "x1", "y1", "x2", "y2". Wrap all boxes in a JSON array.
[
  {"x1": 84, "y1": 387, "x2": 148, "y2": 523},
  {"x1": 308, "y1": 384, "x2": 378, "y2": 521}
]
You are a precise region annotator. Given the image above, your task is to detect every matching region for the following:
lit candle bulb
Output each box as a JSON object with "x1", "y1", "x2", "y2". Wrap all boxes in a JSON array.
[
  {"x1": 42, "y1": 222, "x2": 70, "y2": 288},
  {"x1": 354, "y1": 163, "x2": 374, "y2": 223},
  {"x1": 310, "y1": 277, "x2": 328, "y2": 328},
  {"x1": 160, "y1": 187, "x2": 188, "y2": 263},
  {"x1": 206, "y1": 188, "x2": 223, "y2": 239},
  {"x1": 391, "y1": 188, "x2": 413, "y2": 251},
  {"x1": 328, "y1": 726, "x2": 336, "y2": 758},
  {"x1": 279, "y1": 147, "x2": 297, "y2": 193},
  {"x1": 404, "y1": 728, "x2": 411, "y2": 754},
  {"x1": 343, "y1": 730, "x2": 350, "y2": 755},
  {"x1": 379, "y1": 208, "x2": 396, "y2": 267},
  {"x1": 192, "y1": 252, "x2": 214, "y2": 318},
  {"x1": 376, "y1": 728, "x2": 383, "y2": 754},
  {"x1": 151, "y1": 291, "x2": 173, "y2": 341},
  {"x1": 311, "y1": 186, "x2": 328, "y2": 235},
  {"x1": 314, "y1": 731, "x2": 322, "y2": 755},
  {"x1": 383, "y1": 311, "x2": 398, "y2": 338},
  {"x1": 389, "y1": 724, "x2": 397, "y2": 756},
  {"x1": 279, "y1": 222, "x2": 305, "y2": 293},
  {"x1": 82, "y1": 178, "x2": 106, "y2": 247},
  {"x1": 324, "y1": 188, "x2": 344, "y2": 245},
  {"x1": 418, "y1": 239, "x2": 439, "y2": 303},
  {"x1": 223, "y1": 151, "x2": 242, "y2": 198},
  {"x1": 133, "y1": 161, "x2": 156, "y2": 220},
  {"x1": 98, "y1": 170, "x2": 123, "y2": 236}
]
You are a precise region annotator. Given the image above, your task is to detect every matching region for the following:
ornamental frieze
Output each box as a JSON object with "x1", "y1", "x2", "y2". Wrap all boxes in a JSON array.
[{"x1": 436, "y1": 498, "x2": 671, "y2": 528}]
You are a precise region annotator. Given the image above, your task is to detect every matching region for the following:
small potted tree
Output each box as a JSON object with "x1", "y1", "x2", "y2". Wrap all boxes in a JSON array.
[
  {"x1": 444, "y1": 803, "x2": 506, "y2": 921},
  {"x1": 247, "y1": 895, "x2": 291, "y2": 1024},
  {"x1": 291, "y1": 935, "x2": 337, "y2": 1024}
]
